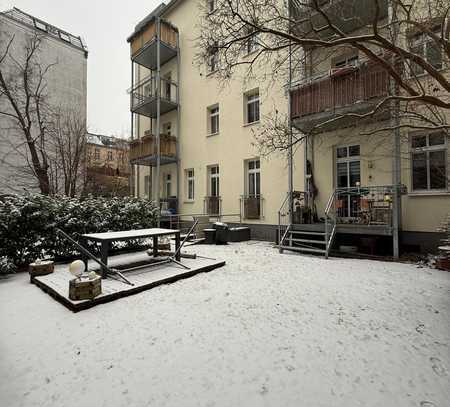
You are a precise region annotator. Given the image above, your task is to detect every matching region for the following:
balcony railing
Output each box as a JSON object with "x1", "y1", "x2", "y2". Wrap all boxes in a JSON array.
[
  {"x1": 130, "y1": 19, "x2": 178, "y2": 57},
  {"x1": 241, "y1": 195, "x2": 264, "y2": 220},
  {"x1": 129, "y1": 133, "x2": 177, "y2": 163},
  {"x1": 130, "y1": 76, "x2": 178, "y2": 117},
  {"x1": 291, "y1": 62, "x2": 390, "y2": 120},
  {"x1": 204, "y1": 196, "x2": 221, "y2": 216}
]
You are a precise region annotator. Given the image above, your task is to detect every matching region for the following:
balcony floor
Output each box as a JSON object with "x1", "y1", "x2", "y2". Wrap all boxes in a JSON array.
[
  {"x1": 292, "y1": 223, "x2": 393, "y2": 236},
  {"x1": 132, "y1": 40, "x2": 178, "y2": 70},
  {"x1": 132, "y1": 97, "x2": 178, "y2": 118},
  {"x1": 292, "y1": 99, "x2": 390, "y2": 133},
  {"x1": 130, "y1": 154, "x2": 177, "y2": 167}
]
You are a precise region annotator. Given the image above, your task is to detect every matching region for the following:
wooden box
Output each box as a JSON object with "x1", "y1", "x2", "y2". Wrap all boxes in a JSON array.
[
  {"x1": 29, "y1": 261, "x2": 54, "y2": 278},
  {"x1": 69, "y1": 276, "x2": 102, "y2": 300}
]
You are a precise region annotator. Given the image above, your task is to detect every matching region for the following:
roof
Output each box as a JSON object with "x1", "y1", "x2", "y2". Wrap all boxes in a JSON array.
[
  {"x1": 87, "y1": 133, "x2": 129, "y2": 148},
  {"x1": 1, "y1": 7, "x2": 88, "y2": 54},
  {"x1": 127, "y1": 0, "x2": 182, "y2": 43}
]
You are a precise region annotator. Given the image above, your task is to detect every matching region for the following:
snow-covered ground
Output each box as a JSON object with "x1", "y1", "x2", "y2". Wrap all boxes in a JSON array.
[{"x1": 0, "y1": 241, "x2": 449, "y2": 407}]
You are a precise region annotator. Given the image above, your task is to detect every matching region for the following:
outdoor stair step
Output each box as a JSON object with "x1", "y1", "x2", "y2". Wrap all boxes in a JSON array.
[
  {"x1": 288, "y1": 230, "x2": 326, "y2": 236},
  {"x1": 287, "y1": 238, "x2": 327, "y2": 245},
  {"x1": 278, "y1": 245, "x2": 327, "y2": 254}
]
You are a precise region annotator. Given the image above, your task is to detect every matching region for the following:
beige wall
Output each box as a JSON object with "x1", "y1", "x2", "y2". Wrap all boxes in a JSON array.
[{"x1": 133, "y1": 0, "x2": 305, "y2": 225}]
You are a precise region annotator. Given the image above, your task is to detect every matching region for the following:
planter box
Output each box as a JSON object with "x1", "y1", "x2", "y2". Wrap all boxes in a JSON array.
[
  {"x1": 436, "y1": 258, "x2": 450, "y2": 271},
  {"x1": 29, "y1": 261, "x2": 54, "y2": 279},
  {"x1": 69, "y1": 276, "x2": 102, "y2": 300}
]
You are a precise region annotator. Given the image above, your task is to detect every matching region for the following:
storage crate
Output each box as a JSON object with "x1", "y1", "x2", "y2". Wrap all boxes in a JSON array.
[{"x1": 69, "y1": 276, "x2": 102, "y2": 300}]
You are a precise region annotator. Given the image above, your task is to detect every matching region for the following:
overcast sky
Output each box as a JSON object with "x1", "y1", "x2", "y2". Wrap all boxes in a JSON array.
[{"x1": 1, "y1": 0, "x2": 162, "y2": 137}]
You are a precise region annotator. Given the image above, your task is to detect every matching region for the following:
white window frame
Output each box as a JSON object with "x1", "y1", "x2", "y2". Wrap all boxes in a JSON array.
[
  {"x1": 208, "y1": 105, "x2": 220, "y2": 135},
  {"x1": 409, "y1": 28, "x2": 443, "y2": 76},
  {"x1": 245, "y1": 91, "x2": 260, "y2": 125},
  {"x1": 208, "y1": 165, "x2": 220, "y2": 197},
  {"x1": 186, "y1": 169, "x2": 195, "y2": 201},
  {"x1": 246, "y1": 159, "x2": 261, "y2": 196},
  {"x1": 411, "y1": 132, "x2": 448, "y2": 192},
  {"x1": 246, "y1": 31, "x2": 259, "y2": 55}
]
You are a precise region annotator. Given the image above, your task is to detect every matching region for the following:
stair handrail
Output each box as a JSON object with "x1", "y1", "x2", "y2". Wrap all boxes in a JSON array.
[
  {"x1": 324, "y1": 189, "x2": 338, "y2": 259},
  {"x1": 278, "y1": 192, "x2": 292, "y2": 250}
]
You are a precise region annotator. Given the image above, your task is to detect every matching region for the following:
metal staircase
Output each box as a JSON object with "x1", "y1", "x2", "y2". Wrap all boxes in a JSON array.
[{"x1": 277, "y1": 191, "x2": 337, "y2": 258}]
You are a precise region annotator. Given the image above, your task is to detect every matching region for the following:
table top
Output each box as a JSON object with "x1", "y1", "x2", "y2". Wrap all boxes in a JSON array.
[{"x1": 82, "y1": 228, "x2": 180, "y2": 241}]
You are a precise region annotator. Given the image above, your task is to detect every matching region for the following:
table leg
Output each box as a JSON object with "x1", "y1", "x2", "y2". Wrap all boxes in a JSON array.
[
  {"x1": 175, "y1": 232, "x2": 181, "y2": 261},
  {"x1": 153, "y1": 236, "x2": 158, "y2": 258},
  {"x1": 100, "y1": 241, "x2": 109, "y2": 279},
  {"x1": 80, "y1": 237, "x2": 89, "y2": 271}
]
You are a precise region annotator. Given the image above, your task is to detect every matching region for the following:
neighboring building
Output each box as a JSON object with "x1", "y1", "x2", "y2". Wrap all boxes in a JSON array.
[
  {"x1": 85, "y1": 133, "x2": 130, "y2": 196},
  {"x1": 127, "y1": 0, "x2": 303, "y2": 236},
  {"x1": 0, "y1": 8, "x2": 88, "y2": 194},
  {"x1": 128, "y1": 0, "x2": 449, "y2": 254}
]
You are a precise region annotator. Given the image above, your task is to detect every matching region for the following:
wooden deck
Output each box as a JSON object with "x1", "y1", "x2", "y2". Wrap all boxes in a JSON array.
[{"x1": 31, "y1": 251, "x2": 225, "y2": 312}]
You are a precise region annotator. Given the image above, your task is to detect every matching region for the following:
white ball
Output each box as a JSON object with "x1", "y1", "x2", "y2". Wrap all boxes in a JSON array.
[{"x1": 69, "y1": 260, "x2": 85, "y2": 278}]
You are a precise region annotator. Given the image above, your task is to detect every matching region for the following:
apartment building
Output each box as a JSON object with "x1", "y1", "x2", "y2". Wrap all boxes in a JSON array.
[
  {"x1": 127, "y1": 0, "x2": 303, "y2": 238},
  {"x1": 0, "y1": 8, "x2": 88, "y2": 194},
  {"x1": 129, "y1": 0, "x2": 449, "y2": 254}
]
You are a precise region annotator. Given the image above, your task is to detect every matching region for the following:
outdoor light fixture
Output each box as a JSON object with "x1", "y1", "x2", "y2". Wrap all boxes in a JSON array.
[{"x1": 69, "y1": 260, "x2": 86, "y2": 279}]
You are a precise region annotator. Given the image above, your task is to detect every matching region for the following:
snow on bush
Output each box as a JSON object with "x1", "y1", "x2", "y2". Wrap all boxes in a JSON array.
[
  {"x1": 0, "y1": 194, "x2": 159, "y2": 266},
  {"x1": 0, "y1": 256, "x2": 16, "y2": 275}
]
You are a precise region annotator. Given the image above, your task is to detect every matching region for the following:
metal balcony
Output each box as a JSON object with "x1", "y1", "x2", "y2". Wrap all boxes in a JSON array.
[
  {"x1": 129, "y1": 18, "x2": 178, "y2": 70},
  {"x1": 130, "y1": 76, "x2": 178, "y2": 118},
  {"x1": 290, "y1": 61, "x2": 390, "y2": 132},
  {"x1": 129, "y1": 132, "x2": 177, "y2": 166}
]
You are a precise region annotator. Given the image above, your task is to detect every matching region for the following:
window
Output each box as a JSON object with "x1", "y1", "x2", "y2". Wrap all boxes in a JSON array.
[
  {"x1": 165, "y1": 173, "x2": 172, "y2": 198},
  {"x1": 245, "y1": 91, "x2": 260, "y2": 124},
  {"x1": 411, "y1": 132, "x2": 447, "y2": 191},
  {"x1": 333, "y1": 54, "x2": 359, "y2": 69},
  {"x1": 207, "y1": 0, "x2": 216, "y2": 13},
  {"x1": 94, "y1": 148, "x2": 100, "y2": 160},
  {"x1": 410, "y1": 29, "x2": 443, "y2": 75},
  {"x1": 246, "y1": 28, "x2": 259, "y2": 55},
  {"x1": 34, "y1": 20, "x2": 47, "y2": 32},
  {"x1": 247, "y1": 159, "x2": 261, "y2": 196},
  {"x1": 164, "y1": 73, "x2": 172, "y2": 101},
  {"x1": 208, "y1": 105, "x2": 219, "y2": 135},
  {"x1": 144, "y1": 175, "x2": 151, "y2": 197},
  {"x1": 209, "y1": 165, "x2": 220, "y2": 197},
  {"x1": 186, "y1": 169, "x2": 195, "y2": 200},
  {"x1": 208, "y1": 43, "x2": 219, "y2": 73},
  {"x1": 107, "y1": 151, "x2": 113, "y2": 161},
  {"x1": 163, "y1": 122, "x2": 172, "y2": 137}
]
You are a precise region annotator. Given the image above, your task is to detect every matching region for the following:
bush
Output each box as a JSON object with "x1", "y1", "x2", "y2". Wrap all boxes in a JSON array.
[
  {"x1": 0, "y1": 194, "x2": 159, "y2": 266},
  {"x1": 0, "y1": 256, "x2": 17, "y2": 275}
]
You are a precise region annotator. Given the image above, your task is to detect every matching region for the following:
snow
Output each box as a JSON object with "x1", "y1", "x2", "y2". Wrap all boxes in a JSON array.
[{"x1": 0, "y1": 241, "x2": 449, "y2": 407}]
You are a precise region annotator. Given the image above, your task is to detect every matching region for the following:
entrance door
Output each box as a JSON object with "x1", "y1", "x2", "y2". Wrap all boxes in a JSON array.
[{"x1": 336, "y1": 145, "x2": 361, "y2": 218}]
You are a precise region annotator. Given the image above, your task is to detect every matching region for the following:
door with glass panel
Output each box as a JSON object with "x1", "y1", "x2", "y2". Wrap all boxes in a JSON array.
[
  {"x1": 336, "y1": 145, "x2": 361, "y2": 218},
  {"x1": 207, "y1": 165, "x2": 220, "y2": 214},
  {"x1": 246, "y1": 159, "x2": 261, "y2": 219}
]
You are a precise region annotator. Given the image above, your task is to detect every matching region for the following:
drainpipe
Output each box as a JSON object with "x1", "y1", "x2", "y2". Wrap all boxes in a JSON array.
[
  {"x1": 389, "y1": 1, "x2": 401, "y2": 259},
  {"x1": 155, "y1": 17, "x2": 161, "y2": 225},
  {"x1": 288, "y1": 37, "x2": 294, "y2": 224},
  {"x1": 130, "y1": 60, "x2": 135, "y2": 196},
  {"x1": 176, "y1": 29, "x2": 181, "y2": 215}
]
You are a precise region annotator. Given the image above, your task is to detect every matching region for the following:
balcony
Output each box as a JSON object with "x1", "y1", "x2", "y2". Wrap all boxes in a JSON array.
[
  {"x1": 290, "y1": 61, "x2": 390, "y2": 132},
  {"x1": 290, "y1": 0, "x2": 388, "y2": 40},
  {"x1": 241, "y1": 195, "x2": 264, "y2": 220},
  {"x1": 129, "y1": 133, "x2": 177, "y2": 166},
  {"x1": 130, "y1": 76, "x2": 178, "y2": 118},
  {"x1": 204, "y1": 196, "x2": 221, "y2": 216},
  {"x1": 129, "y1": 18, "x2": 178, "y2": 69}
]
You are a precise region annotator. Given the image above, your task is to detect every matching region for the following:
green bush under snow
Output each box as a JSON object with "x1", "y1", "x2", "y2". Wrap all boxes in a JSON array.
[{"x1": 0, "y1": 194, "x2": 159, "y2": 268}]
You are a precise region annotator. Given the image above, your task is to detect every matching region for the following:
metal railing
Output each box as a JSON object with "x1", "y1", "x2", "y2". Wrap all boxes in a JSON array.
[
  {"x1": 324, "y1": 190, "x2": 337, "y2": 259},
  {"x1": 240, "y1": 195, "x2": 264, "y2": 220},
  {"x1": 130, "y1": 75, "x2": 179, "y2": 111},
  {"x1": 204, "y1": 196, "x2": 222, "y2": 216}
]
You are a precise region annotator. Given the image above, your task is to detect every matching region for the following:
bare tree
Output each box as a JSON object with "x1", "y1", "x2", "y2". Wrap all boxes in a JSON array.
[
  {"x1": 196, "y1": 0, "x2": 450, "y2": 153},
  {"x1": 0, "y1": 32, "x2": 56, "y2": 194}
]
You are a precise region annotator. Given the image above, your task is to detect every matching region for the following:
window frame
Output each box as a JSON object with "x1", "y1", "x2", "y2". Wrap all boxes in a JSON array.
[
  {"x1": 245, "y1": 90, "x2": 260, "y2": 125},
  {"x1": 208, "y1": 165, "x2": 220, "y2": 197},
  {"x1": 186, "y1": 168, "x2": 195, "y2": 201},
  {"x1": 410, "y1": 132, "x2": 448, "y2": 192},
  {"x1": 409, "y1": 28, "x2": 444, "y2": 76},
  {"x1": 246, "y1": 159, "x2": 261, "y2": 196},
  {"x1": 208, "y1": 105, "x2": 220, "y2": 136}
]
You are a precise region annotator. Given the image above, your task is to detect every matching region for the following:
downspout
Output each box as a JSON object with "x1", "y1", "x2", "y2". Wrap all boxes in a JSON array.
[
  {"x1": 176, "y1": 29, "x2": 181, "y2": 215},
  {"x1": 287, "y1": 0, "x2": 294, "y2": 223},
  {"x1": 130, "y1": 60, "x2": 135, "y2": 196},
  {"x1": 155, "y1": 17, "x2": 161, "y2": 224}
]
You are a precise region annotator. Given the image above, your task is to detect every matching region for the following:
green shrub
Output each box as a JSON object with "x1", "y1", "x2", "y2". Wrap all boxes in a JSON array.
[
  {"x1": 0, "y1": 194, "x2": 159, "y2": 266},
  {"x1": 0, "y1": 256, "x2": 17, "y2": 275}
]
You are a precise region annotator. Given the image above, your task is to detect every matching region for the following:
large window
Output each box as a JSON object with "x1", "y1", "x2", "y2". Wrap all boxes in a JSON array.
[
  {"x1": 245, "y1": 90, "x2": 260, "y2": 124},
  {"x1": 208, "y1": 43, "x2": 219, "y2": 73},
  {"x1": 209, "y1": 165, "x2": 220, "y2": 197},
  {"x1": 411, "y1": 132, "x2": 447, "y2": 191},
  {"x1": 247, "y1": 159, "x2": 261, "y2": 196},
  {"x1": 410, "y1": 29, "x2": 443, "y2": 75},
  {"x1": 208, "y1": 105, "x2": 219, "y2": 135},
  {"x1": 186, "y1": 169, "x2": 195, "y2": 200}
]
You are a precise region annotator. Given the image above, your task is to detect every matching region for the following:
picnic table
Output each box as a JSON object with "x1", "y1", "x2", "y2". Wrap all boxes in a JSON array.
[{"x1": 81, "y1": 228, "x2": 181, "y2": 278}]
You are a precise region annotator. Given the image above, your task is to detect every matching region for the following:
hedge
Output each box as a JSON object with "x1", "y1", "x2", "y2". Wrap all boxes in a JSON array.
[{"x1": 0, "y1": 194, "x2": 159, "y2": 268}]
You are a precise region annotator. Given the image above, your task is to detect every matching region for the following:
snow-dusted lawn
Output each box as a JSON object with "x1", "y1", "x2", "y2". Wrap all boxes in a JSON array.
[{"x1": 1, "y1": 242, "x2": 449, "y2": 407}]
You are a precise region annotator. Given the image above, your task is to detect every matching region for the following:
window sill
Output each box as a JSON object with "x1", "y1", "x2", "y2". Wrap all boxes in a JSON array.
[
  {"x1": 184, "y1": 200, "x2": 195, "y2": 204},
  {"x1": 243, "y1": 121, "x2": 260, "y2": 128},
  {"x1": 408, "y1": 190, "x2": 450, "y2": 197},
  {"x1": 207, "y1": 132, "x2": 219, "y2": 138}
]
